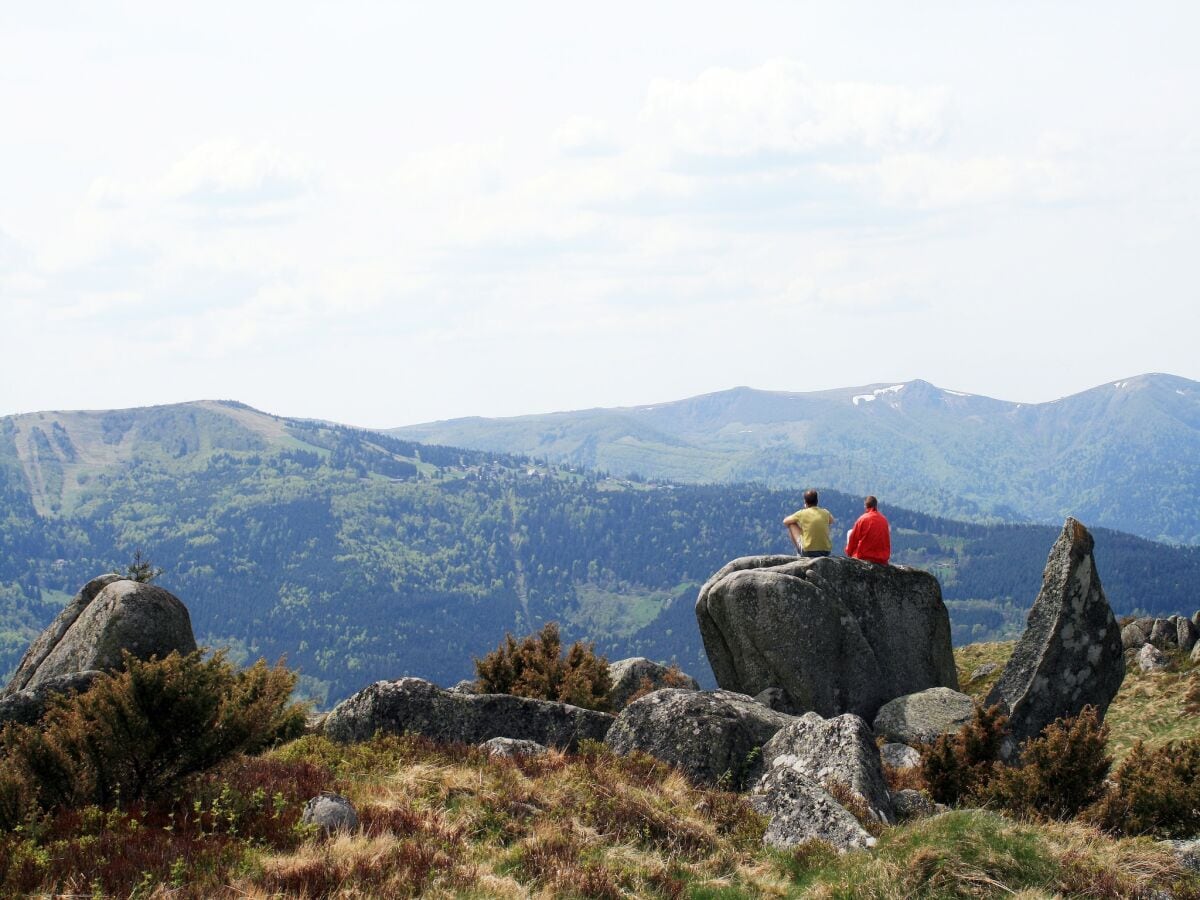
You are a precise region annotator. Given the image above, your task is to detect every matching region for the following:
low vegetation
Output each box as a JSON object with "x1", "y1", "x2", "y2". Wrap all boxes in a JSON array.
[
  {"x1": 474, "y1": 621, "x2": 613, "y2": 711},
  {"x1": 1, "y1": 642, "x2": 1198, "y2": 896}
]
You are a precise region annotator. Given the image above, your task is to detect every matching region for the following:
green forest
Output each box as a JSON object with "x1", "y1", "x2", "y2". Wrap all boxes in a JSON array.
[{"x1": 1, "y1": 408, "x2": 1197, "y2": 707}]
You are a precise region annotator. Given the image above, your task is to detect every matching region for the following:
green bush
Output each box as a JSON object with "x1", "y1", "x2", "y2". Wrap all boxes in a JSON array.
[
  {"x1": 474, "y1": 622, "x2": 611, "y2": 711},
  {"x1": 0, "y1": 651, "x2": 305, "y2": 823},
  {"x1": 1086, "y1": 738, "x2": 1200, "y2": 838},
  {"x1": 985, "y1": 706, "x2": 1111, "y2": 820}
]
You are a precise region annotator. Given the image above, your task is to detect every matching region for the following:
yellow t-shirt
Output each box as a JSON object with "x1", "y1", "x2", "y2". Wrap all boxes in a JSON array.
[{"x1": 791, "y1": 506, "x2": 833, "y2": 552}]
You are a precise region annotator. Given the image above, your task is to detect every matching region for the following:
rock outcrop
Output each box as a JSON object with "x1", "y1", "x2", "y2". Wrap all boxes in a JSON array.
[
  {"x1": 4, "y1": 575, "x2": 196, "y2": 698},
  {"x1": 696, "y1": 555, "x2": 957, "y2": 720},
  {"x1": 871, "y1": 687, "x2": 975, "y2": 745},
  {"x1": 750, "y1": 767, "x2": 876, "y2": 851},
  {"x1": 985, "y1": 518, "x2": 1124, "y2": 759},
  {"x1": 758, "y1": 712, "x2": 894, "y2": 823},
  {"x1": 605, "y1": 689, "x2": 795, "y2": 788},
  {"x1": 0, "y1": 671, "x2": 103, "y2": 727},
  {"x1": 323, "y1": 678, "x2": 612, "y2": 750},
  {"x1": 605, "y1": 657, "x2": 699, "y2": 711}
]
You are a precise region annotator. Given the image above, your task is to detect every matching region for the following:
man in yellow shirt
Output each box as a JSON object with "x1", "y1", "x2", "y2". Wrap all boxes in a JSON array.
[{"x1": 783, "y1": 490, "x2": 836, "y2": 557}]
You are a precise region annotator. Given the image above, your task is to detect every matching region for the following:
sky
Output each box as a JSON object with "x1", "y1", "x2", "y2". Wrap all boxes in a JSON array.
[{"x1": 2, "y1": 1, "x2": 1198, "y2": 427}]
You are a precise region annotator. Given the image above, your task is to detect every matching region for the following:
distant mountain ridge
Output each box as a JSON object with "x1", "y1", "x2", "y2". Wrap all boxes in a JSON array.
[
  {"x1": 2, "y1": 398, "x2": 1200, "y2": 708},
  {"x1": 391, "y1": 373, "x2": 1200, "y2": 544}
]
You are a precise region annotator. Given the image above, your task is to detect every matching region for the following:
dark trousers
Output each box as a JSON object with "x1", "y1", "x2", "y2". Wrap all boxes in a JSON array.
[{"x1": 800, "y1": 550, "x2": 831, "y2": 558}]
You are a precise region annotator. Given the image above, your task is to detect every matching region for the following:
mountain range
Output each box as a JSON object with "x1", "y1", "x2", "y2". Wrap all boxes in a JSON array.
[
  {"x1": 1, "y1": 397, "x2": 1198, "y2": 708},
  {"x1": 391, "y1": 373, "x2": 1200, "y2": 545}
]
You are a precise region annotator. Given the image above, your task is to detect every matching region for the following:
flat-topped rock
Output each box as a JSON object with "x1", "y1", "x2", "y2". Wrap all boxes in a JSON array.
[
  {"x1": 323, "y1": 677, "x2": 613, "y2": 750},
  {"x1": 696, "y1": 555, "x2": 957, "y2": 721},
  {"x1": 872, "y1": 687, "x2": 976, "y2": 745}
]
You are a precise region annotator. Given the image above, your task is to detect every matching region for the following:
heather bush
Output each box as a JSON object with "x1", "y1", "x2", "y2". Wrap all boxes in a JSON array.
[
  {"x1": 1087, "y1": 738, "x2": 1200, "y2": 838},
  {"x1": 920, "y1": 703, "x2": 1008, "y2": 805},
  {"x1": 474, "y1": 621, "x2": 612, "y2": 710},
  {"x1": 0, "y1": 650, "x2": 305, "y2": 820},
  {"x1": 985, "y1": 706, "x2": 1111, "y2": 821}
]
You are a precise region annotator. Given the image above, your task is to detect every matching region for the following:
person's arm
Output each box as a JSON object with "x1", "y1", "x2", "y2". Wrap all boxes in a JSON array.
[
  {"x1": 845, "y1": 519, "x2": 860, "y2": 557},
  {"x1": 782, "y1": 513, "x2": 797, "y2": 525}
]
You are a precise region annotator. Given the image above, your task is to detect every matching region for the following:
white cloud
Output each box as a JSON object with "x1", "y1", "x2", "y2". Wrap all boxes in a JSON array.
[
  {"x1": 160, "y1": 139, "x2": 316, "y2": 209},
  {"x1": 553, "y1": 115, "x2": 618, "y2": 157},
  {"x1": 641, "y1": 59, "x2": 947, "y2": 162}
]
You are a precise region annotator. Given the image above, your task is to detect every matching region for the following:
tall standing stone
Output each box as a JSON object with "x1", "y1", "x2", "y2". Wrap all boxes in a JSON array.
[{"x1": 985, "y1": 518, "x2": 1124, "y2": 759}]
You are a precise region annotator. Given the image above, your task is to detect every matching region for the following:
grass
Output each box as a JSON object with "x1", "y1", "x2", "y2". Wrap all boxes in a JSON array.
[
  {"x1": 953, "y1": 639, "x2": 1200, "y2": 761},
  {"x1": 3, "y1": 730, "x2": 1196, "y2": 898}
]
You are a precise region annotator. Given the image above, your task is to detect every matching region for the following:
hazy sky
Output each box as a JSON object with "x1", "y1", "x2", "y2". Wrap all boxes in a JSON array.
[{"x1": 3, "y1": 2, "x2": 1198, "y2": 426}]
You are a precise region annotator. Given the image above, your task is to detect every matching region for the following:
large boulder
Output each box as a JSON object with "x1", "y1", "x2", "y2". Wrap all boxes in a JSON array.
[
  {"x1": 323, "y1": 678, "x2": 612, "y2": 750},
  {"x1": 4, "y1": 576, "x2": 196, "y2": 697},
  {"x1": 985, "y1": 518, "x2": 1124, "y2": 760},
  {"x1": 750, "y1": 767, "x2": 876, "y2": 852},
  {"x1": 696, "y1": 555, "x2": 957, "y2": 720},
  {"x1": 1149, "y1": 618, "x2": 1177, "y2": 649},
  {"x1": 605, "y1": 657, "x2": 699, "y2": 711},
  {"x1": 872, "y1": 687, "x2": 976, "y2": 745},
  {"x1": 605, "y1": 688, "x2": 795, "y2": 788},
  {"x1": 758, "y1": 712, "x2": 894, "y2": 823}
]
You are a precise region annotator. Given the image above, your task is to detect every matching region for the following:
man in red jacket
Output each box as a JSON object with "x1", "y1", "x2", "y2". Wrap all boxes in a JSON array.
[{"x1": 845, "y1": 495, "x2": 891, "y2": 565}]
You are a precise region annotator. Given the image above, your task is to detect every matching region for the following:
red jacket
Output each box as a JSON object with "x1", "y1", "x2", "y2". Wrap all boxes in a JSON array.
[{"x1": 846, "y1": 508, "x2": 891, "y2": 565}]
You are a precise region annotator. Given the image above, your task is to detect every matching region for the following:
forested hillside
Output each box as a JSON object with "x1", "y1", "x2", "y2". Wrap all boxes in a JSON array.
[
  {"x1": 1, "y1": 401, "x2": 1198, "y2": 707},
  {"x1": 393, "y1": 373, "x2": 1200, "y2": 544}
]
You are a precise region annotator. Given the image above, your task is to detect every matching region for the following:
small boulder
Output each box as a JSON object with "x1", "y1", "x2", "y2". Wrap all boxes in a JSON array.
[
  {"x1": 447, "y1": 680, "x2": 480, "y2": 694},
  {"x1": 872, "y1": 687, "x2": 975, "y2": 745},
  {"x1": 605, "y1": 689, "x2": 795, "y2": 788},
  {"x1": 481, "y1": 737, "x2": 547, "y2": 758},
  {"x1": 323, "y1": 678, "x2": 612, "y2": 750},
  {"x1": 985, "y1": 519, "x2": 1125, "y2": 760},
  {"x1": 606, "y1": 657, "x2": 698, "y2": 711},
  {"x1": 1193, "y1": 611, "x2": 1200, "y2": 632},
  {"x1": 1177, "y1": 618, "x2": 1199, "y2": 654},
  {"x1": 1192, "y1": 642, "x2": 1200, "y2": 665},
  {"x1": 5, "y1": 576, "x2": 196, "y2": 696},
  {"x1": 1137, "y1": 644, "x2": 1169, "y2": 673},
  {"x1": 968, "y1": 662, "x2": 999, "y2": 683},
  {"x1": 751, "y1": 766, "x2": 875, "y2": 852},
  {"x1": 889, "y1": 789, "x2": 941, "y2": 822},
  {"x1": 880, "y1": 743, "x2": 922, "y2": 770},
  {"x1": 1121, "y1": 622, "x2": 1149, "y2": 651},
  {"x1": 302, "y1": 793, "x2": 358, "y2": 835},
  {"x1": 1149, "y1": 619, "x2": 1177, "y2": 649},
  {"x1": 758, "y1": 712, "x2": 894, "y2": 823}
]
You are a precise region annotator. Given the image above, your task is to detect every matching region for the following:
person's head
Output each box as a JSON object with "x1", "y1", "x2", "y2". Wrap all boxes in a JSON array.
[
  {"x1": 804, "y1": 489, "x2": 819, "y2": 507},
  {"x1": 864, "y1": 495, "x2": 878, "y2": 510}
]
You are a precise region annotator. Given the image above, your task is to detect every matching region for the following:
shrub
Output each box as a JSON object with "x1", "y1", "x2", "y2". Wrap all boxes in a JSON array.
[
  {"x1": 0, "y1": 651, "x2": 305, "y2": 820},
  {"x1": 121, "y1": 548, "x2": 163, "y2": 583},
  {"x1": 1087, "y1": 738, "x2": 1200, "y2": 838},
  {"x1": 474, "y1": 622, "x2": 611, "y2": 711},
  {"x1": 985, "y1": 706, "x2": 1111, "y2": 820},
  {"x1": 920, "y1": 703, "x2": 1008, "y2": 805},
  {"x1": 623, "y1": 663, "x2": 696, "y2": 708}
]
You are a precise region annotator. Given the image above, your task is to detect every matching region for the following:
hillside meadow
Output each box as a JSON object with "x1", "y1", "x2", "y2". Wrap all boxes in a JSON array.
[{"x1": 0, "y1": 642, "x2": 1197, "y2": 898}]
